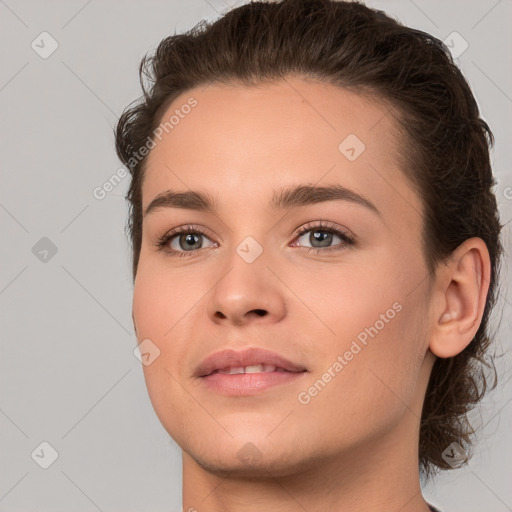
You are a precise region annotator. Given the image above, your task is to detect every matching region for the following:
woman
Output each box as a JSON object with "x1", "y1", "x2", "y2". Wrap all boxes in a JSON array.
[{"x1": 115, "y1": 1, "x2": 504, "y2": 510}]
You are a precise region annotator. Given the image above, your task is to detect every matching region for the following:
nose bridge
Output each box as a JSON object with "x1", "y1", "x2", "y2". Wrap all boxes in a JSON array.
[
  {"x1": 217, "y1": 232, "x2": 269, "y2": 300},
  {"x1": 220, "y1": 210, "x2": 272, "y2": 274}
]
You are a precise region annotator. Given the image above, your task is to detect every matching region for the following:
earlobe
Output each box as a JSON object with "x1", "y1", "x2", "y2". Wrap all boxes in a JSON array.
[{"x1": 429, "y1": 237, "x2": 491, "y2": 359}]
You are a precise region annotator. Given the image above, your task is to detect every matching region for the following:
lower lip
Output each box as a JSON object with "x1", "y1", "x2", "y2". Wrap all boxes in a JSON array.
[{"x1": 199, "y1": 371, "x2": 307, "y2": 396}]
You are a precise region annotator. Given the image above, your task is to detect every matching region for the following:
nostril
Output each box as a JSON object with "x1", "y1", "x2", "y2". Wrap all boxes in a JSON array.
[{"x1": 214, "y1": 309, "x2": 268, "y2": 321}]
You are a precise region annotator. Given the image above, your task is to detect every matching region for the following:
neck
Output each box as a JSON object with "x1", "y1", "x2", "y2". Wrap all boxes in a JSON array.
[{"x1": 181, "y1": 408, "x2": 432, "y2": 512}]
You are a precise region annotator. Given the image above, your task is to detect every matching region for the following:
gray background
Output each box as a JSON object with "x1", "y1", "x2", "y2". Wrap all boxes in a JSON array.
[{"x1": 0, "y1": 0, "x2": 511, "y2": 511}]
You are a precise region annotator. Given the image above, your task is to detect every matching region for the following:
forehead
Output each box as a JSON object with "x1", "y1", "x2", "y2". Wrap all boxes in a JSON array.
[{"x1": 141, "y1": 77, "x2": 421, "y2": 221}]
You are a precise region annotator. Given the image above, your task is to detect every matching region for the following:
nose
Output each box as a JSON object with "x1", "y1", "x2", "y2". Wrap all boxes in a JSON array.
[{"x1": 206, "y1": 247, "x2": 287, "y2": 326}]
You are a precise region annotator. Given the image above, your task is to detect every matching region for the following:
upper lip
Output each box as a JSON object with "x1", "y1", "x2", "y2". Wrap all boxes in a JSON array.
[{"x1": 195, "y1": 347, "x2": 307, "y2": 377}]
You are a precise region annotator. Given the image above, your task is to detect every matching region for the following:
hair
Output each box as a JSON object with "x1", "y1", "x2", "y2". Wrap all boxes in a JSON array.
[{"x1": 114, "y1": 0, "x2": 504, "y2": 478}]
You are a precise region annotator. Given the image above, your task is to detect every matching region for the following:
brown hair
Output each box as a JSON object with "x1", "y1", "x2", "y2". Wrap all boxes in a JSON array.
[{"x1": 114, "y1": 0, "x2": 504, "y2": 478}]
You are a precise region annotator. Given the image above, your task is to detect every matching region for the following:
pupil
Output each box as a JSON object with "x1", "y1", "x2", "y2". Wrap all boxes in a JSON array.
[
  {"x1": 312, "y1": 231, "x2": 331, "y2": 247},
  {"x1": 181, "y1": 233, "x2": 201, "y2": 250}
]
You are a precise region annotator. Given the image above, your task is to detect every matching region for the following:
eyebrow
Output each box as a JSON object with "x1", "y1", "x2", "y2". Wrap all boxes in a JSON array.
[{"x1": 143, "y1": 183, "x2": 381, "y2": 218}]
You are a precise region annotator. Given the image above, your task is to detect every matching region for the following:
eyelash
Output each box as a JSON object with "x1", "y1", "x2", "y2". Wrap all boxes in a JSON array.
[{"x1": 154, "y1": 221, "x2": 355, "y2": 258}]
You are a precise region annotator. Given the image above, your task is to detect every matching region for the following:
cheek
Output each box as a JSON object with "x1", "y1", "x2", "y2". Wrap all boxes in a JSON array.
[
  {"x1": 286, "y1": 253, "x2": 403, "y2": 347},
  {"x1": 133, "y1": 263, "x2": 198, "y2": 437},
  {"x1": 132, "y1": 260, "x2": 207, "y2": 340},
  {"x1": 289, "y1": 251, "x2": 427, "y2": 410},
  {"x1": 132, "y1": 262, "x2": 211, "y2": 418}
]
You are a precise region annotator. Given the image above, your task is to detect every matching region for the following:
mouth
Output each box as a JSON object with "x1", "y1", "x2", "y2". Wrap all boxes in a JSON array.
[
  {"x1": 208, "y1": 364, "x2": 301, "y2": 375},
  {"x1": 195, "y1": 347, "x2": 308, "y2": 396},
  {"x1": 195, "y1": 347, "x2": 307, "y2": 378}
]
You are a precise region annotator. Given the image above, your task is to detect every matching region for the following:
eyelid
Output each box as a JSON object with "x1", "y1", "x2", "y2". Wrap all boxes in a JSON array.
[{"x1": 292, "y1": 220, "x2": 355, "y2": 243}]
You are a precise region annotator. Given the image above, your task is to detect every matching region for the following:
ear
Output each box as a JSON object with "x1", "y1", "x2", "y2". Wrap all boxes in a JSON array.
[{"x1": 429, "y1": 237, "x2": 491, "y2": 358}]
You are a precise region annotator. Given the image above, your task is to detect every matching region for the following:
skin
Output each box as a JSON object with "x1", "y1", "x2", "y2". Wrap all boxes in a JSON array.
[{"x1": 131, "y1": 76, "x2": 490, "y2": 512}]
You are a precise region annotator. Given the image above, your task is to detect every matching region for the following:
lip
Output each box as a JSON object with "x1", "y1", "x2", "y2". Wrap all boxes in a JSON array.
[
  {"x1": 195, "y1": 347, "x2": 307, "y2": 378},
  {"x1": 200, "y1": 371, "x2": 307, "y2": 396}
]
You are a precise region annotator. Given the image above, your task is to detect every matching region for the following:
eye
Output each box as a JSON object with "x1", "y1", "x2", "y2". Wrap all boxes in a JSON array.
[
  {"x1": 154, "y1": 221, "x2": 355, "y2": 258},
  {"x1": 291, "y1": 221, "x2": 355, "y2": 254},
  {"x1": 154, "y1": 225, "x2": 217, "y2": 257}
]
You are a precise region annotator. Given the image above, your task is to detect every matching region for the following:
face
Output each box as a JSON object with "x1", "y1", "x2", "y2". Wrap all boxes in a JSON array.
[{"x1": 133, "y1": 77, "x2": 436, "y2": 477}]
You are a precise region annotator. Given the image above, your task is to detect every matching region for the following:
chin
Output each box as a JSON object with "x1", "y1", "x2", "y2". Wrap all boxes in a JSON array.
[{"x1": 186, "y1": 444, "x2": 317, "y2": 480}]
